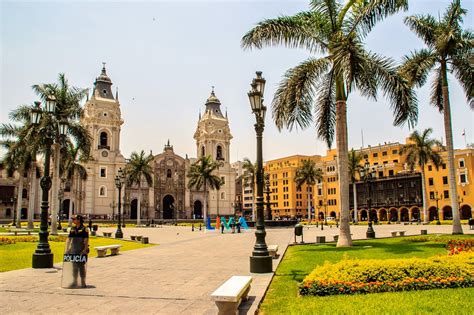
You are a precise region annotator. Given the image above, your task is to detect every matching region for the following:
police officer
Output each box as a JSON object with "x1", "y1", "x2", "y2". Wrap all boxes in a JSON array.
[{"x1": 66, "y1": 215, "x2": 89, "y2": 288}]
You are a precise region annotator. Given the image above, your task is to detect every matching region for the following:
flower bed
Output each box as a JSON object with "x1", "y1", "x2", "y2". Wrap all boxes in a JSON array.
[
  {"x1": 300, "y1": 252, "x2": 474, "y2": 296},
  {"x1": 446, "y1": 239, "x2": 474, "y2": 255},
  {"x1": 0, "y1": 235, "x2": 67, "y2": 245}
]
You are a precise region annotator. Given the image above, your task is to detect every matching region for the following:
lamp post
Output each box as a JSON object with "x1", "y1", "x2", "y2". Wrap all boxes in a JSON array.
[
  {"x1": 11, "y1": 197, "x2": 17, "y2": 227},
  {"x1": 32, "y1": 96, "x2": 67, "y2": 268},
  {"x1": 115, "y1": 168, "x2": 125, "y2": 238},
  {"x1": 264, "y1": 173, "x2": 272, "y2": 221},
  {"x1": 415, "y1": 195, "x2": 422, "y2": 223},
  {"x1": 317, "y1": 203, "x2": 323, "y2": 230},
  {"x1": 323, "y1": 199, "x2": 328, "y2": 226},
  {"x1": 360, "y1": 158, "x2": 376, "y2": 238},
  {"x1": 248, "y1": 71, "x2": 272, "y2": 273},
  {"x1": 58, "y1": 186, "x2": 64, "y2": 231},
  {"x1": 431, "y1": 191, "x2": 442, "y2": 225}
]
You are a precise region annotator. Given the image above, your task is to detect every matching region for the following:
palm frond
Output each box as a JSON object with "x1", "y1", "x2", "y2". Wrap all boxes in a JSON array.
[
  {"x1": 367, "y1": 53, "x2": 418, "y2": 128},
  {"x1": 241, "y1": 11, "x2": 329, "y2": 54},
  {"x1": 349, "y1": 0, "x2": 408, "y2": 38},
  {"x1": 314, "y1": 70, "x2": 336, "y2": 147},
  {"x1": 450, "y1": 53, "x2": 474, "y2": 103},
  {"x1": 399, "y1": 49, "x2": 437, "y2": 88},
  {"x1": 430, "y1": 67, "x2": 444, "y2": 111},
  {"x1": 404, "y1": 14, "x2": 438, "y2": 47},
  {"x1": 272, "y1": 57, "x2": 330, "y2": 131}
]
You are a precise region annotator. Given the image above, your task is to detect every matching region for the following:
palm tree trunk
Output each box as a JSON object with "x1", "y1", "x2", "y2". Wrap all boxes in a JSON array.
[
  {"x1": 441, "y1": 65, "x2": 462, "y2": 234},
  {"x1": 353, "y1": 182, "x2": 358, "y2": 224},
  {"x1": 27, "y1": 162, "x2": 36, "y2": 229},
  {"x1": 307, "y1": 186, "x2": 311, "y2": 221},
  {"x1": 421, "y1": 168, "x2": 429, "y2": 223},
  {"x1": 137, "y1": 180, "x2": 142, "y2": 226},
  {"x1": 68, "y1": 177, "x2": 75, "y2": 227},
  {"x1": 335, "y1": 96, "x2": 352, "y2": 247},
  {"x1": 50, "y1": 143, "x2": 60, "y2": 235},
  {"x1": 203, "y1": 182, "x2": 208, "y2": 227},
  {"x1": 252, "y1": 178, "x2": 255, "y2": 221},
  {"x1": 16, "y1": 168, "x2": 24, "y2": 228}
]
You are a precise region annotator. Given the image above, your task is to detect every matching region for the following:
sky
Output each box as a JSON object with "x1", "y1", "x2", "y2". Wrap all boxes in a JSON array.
[{"x1": 1, "y1": 0, "x2": 473, "y2": 163}]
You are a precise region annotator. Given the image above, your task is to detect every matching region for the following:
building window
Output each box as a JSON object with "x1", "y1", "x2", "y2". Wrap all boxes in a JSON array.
[
  {"x1": 201, "y1": 146, "x2": 205, "y2": 157},
  {"x1": 363, "y1": 154, "x2": 368, "y2": 159},
  {"x1": 442, "y1": 163, "x2": 446, "y2": 169},
  {"x1": 100, "y1": 167, "x2": 106, "y2": 178},
  {"x1": 460, "y1": 173, "x2": 467, "y2": 184},
  {"x1": 389, "y1": 170, "x2": 394, "y2": 176},
  {"x1": 100, "y1": 132, "x2": 108, "y2": 146},
  {"x1": 392, "y1": 150, "x2": 398, "y2": 154},
  {"x1": 220, "y1": 176, "x2": 225, "y2": 185},
  {"x1": 220, "y1": 192, "x2": 225, "y2": 199},
  {"x1": 6, "y1": 208, "x2": 11, "y2": 217},
  {"x1": 429, "y1": 191, "x2": 434, "y2": 200},
  {"x1": 428, "y1": 178, "x2": 434, "y2": 186},
  {"x1": 167, "y1": 169, "x2": 172, "y2": 178},
  {"x1": 216, "y1": 145, "x2": 223, "y2": 160},
  {"x1": 442, "y1": 176, "x2": 448, "y2": 185},
  {"x1": 428, "y1": 165, "x2": 432, "y2": 171},
  {"x1": 393, "y1": 159, "x2": 398, "y2": 163},
  {"x1": 378, "y1": 171, "x2": 383, "y2": 178},
  {"x1": 443, "y1": 190, "x2": 449, "y2": 199},
  {"x1": 373, "y1": 153, "x2": 378, "y2": 158},
  {"x1": 459, "y1": 159, "x2": 465, "y2": 168},
  {"x1": 99, "y1": 186, "x2": 106, "y2": 197},
  {"x1": 22, "y1": 189, "x2": 28, "y2": 199},
  {"x1": 382, "y1": 151, "x2": 387, "y2": 156}
]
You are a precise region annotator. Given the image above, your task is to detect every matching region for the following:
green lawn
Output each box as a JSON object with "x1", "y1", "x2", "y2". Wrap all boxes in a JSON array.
[
  {"x1": 260, "y1": 235, "x2": 474, "y2": 315},
  {"x1": 0, "y1": 236, "x2": 154, "y2": 272}
]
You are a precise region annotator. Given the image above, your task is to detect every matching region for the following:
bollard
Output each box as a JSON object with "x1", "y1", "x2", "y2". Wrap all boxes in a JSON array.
[
  {"x1": 192, "y1": 224, "x2": 194, "y2": 232},
  {"x1": 199, "y1": 224, "x2": 202, "y2": 231},
  {"x1": 141, "y1": 237, "x2": 149, "y2": 244}
]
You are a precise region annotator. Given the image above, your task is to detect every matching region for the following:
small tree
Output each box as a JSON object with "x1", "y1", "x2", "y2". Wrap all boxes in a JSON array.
[
  {"x1": 400, "y1": 129, "x2": 443, "y2": 223},
  {"x1": 125, "y1": 150, "x2": 154, "y2": 225},
  {"x1": 187, "y1": 155, "x2": 222, "y2": 226},
  {"x1": 294, "y1": 159, "x2": 322, "y2": 221}
]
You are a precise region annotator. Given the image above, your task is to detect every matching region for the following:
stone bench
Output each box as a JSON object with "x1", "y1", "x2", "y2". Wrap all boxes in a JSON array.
[
  {"x1": 102, "y1": 232, "x2": 112, "y2": 237},
  {"x1": 211, "y1": 276, "x2": 252, "y2": 315},
  {"x1": 390, "y1": 230, "x2": 406, "y2": 237},
  {"x1": 130, "y1": 235, "x2": 142, "y2": 241},
  {"x1": 267, "y1": 245, "x2": 278, "y2": 258},
  {"x1": 9, "y1": 229, "x2": 34, "y2": 236},
  {"x1": 94, "y1": 245, "x2": 122, "y2": 258}
]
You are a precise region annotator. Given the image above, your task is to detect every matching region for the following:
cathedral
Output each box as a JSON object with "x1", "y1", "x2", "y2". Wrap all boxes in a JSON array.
[{"x1": 80, "y1": 66, "x2": 236, "y2": 220}]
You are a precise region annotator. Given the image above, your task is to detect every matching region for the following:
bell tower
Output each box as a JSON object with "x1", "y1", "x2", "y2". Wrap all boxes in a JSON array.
[
  {"x1": 193, "y1": 88, "x2": 236, "y2": 216},
  {"x1": 81, "y1": 64, "x2": 126, "y2": 216}
]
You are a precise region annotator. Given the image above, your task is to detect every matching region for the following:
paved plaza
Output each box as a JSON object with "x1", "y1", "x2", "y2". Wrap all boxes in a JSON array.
[{"x1": 1, "y1": 223, "x2": 473, "y2": 314}]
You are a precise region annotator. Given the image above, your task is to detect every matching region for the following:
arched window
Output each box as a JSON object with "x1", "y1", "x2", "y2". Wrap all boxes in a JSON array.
[
  {"x1": 100, "y1": 132, "x2": 108, "y2": 146},
  {"x1": 167, "y1": 169, "x2": 172, "y2": 178},
  {"x1": 99, "y1": 186, "x2": 106, "y2": 197},
  {"x1": 201, "y1": 146, "x2": 205, "y2": 157},
  {"x1": 22, "y1": 189, "x2": 28, "y2": 199},
  {"x1": 220, "y1": 192, "x2": 225, "y2": 200},
  {"x1": 216, "y1": 145, "x2": 223, "y2": 160}
]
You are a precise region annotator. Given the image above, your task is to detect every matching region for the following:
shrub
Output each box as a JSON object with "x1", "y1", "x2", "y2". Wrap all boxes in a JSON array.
[
  {"x1": 0, "y1": 235, "x2": 67, "y2": 245},
  {"x1": 300, "y1": 252, "x2": 474, "y2": 296}
]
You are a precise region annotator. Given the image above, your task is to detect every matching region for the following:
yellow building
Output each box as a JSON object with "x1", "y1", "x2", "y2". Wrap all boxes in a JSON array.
[{"x1": 264, "y1": 141, "x2": 474, "y2": 222}]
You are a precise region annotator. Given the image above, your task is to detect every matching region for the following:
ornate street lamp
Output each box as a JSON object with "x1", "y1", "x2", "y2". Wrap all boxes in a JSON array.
[
  {"x1": 248, "y1": 71, "x2": 272, "y2": 273},
  {"x1": 360, "y1": 158, "x2": 376, "y2": 238},
  {"x1": 115, "y1": 168, "x2": 125, "y2": 238},
  {"x1": 32, "y1": 96, "x2": 66, "y2": 268},
  {"x1": 216, "y1": 156, "x2": 224, "y2": 217},
  {"x1": 264, "y1": 173, "x2": 272, "y2": 221}
]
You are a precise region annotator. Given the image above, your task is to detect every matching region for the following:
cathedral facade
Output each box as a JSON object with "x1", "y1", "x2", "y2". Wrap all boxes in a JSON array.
[{"x1": 123, "y1": 90, "x2": 237, "y2": 220}]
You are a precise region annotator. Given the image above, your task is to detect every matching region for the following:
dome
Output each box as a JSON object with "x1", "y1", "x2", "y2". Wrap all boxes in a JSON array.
[{"x1": 205, "y1": 90, "x2": 221, "y2": 105}]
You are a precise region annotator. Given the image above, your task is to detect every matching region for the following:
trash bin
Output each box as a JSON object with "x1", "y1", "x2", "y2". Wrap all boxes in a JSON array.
[{"x1": 294, "y1": 223, "x2": 304, "y2": 243}]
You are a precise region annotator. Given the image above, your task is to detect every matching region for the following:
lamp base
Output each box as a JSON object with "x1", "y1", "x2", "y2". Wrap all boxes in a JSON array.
[
  {"x1": 115, "y1": 231, "x2": 123, "y2": 238},
  {"x1": 32, "y1": 253, "x2": 54, "y2": 268},
  {"x1": 250, "y1": 255, "x2": 272, "y2": 273}
]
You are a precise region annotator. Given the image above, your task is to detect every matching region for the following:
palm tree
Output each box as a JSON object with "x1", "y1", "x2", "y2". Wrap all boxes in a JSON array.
[
  {"x1": 125, "y1": 150, "x2": 154, "y2": 225},
  {"x1": 348, "y1": 149, "x2": 363, "y2": 223},
  {"x1": 400, "y1": 129, "x2": 443, "y2": 224},
  {"x1": 0, "y1": 109, "x2": 40, "y2": 229},
  {"x1": 294, "y1": 159, "x2": 322, "y2": 221},
  {"x1": 242, "y1": 158, "x2": 257, "y2": 220},
  {"x1": 32, "y1": 73, "x2": 91, "y2": 234},
  {"x1": 61, "y1": 141, "x2": 89, "y2": 227},
  {"x1": 399, "y1": 0, "x2": 472, "y2": 234},
  {"x1": 187, "y1": 155, "x2": 222, "y2": 226},
  {"x1": 241, "y1": 0, "x2": 417, "y2": 247}
]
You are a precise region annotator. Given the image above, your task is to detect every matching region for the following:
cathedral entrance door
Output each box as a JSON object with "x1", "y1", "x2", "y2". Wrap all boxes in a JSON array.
[
  {"x1": 131, "y1": 199, "x2": 138, "y2": 219},
  {"x1": 193, "y1": 200, "x2": 202, "y2": 219},
  {"x1": 163, "y1": 195, "x2": 175, "y2": 219}
]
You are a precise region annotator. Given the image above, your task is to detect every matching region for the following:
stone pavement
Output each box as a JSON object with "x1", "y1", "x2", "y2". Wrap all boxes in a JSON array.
[{"x1": 1, "y1": 223, "x2": 472, "y2": 314}]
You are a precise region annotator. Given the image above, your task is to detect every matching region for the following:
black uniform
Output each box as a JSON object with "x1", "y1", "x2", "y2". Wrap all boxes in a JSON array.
[{"x1": 67, "y1": 225, "x2": 89, "y2": 287}]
